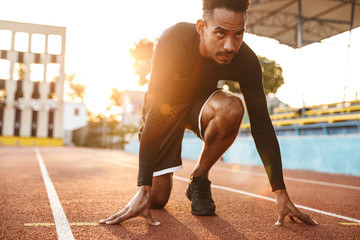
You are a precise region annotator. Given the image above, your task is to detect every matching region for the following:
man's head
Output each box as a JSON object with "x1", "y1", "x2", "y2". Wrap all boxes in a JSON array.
[{"x1": 197, "y1": 0, "x2": 251, "y2": 64}]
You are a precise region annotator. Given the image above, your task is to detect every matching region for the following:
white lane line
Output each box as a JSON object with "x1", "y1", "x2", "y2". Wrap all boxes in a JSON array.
[
  {"x1": 213, "y1": 166, "x2": 360, "y2": 191},
  {"x1": 69, "y1": 148, "x2": 360, "y2": 191},
  {"x1": 173, "y1": 175, "x2": 360, "y2": 223},
  {"x1": 82, "y1": 155, "x2": 360, "y2": 224},
  {"x1": 284, "y1": 176, "x2": 360, "y2": 191},
  {"x1": 35, "y1": 147, "x2": 74, "y2": 240}
]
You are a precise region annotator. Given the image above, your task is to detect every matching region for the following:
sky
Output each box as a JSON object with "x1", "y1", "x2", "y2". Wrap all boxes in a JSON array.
[{"x1": 1, "y1": 0, "x2": 359, "y2": 114}]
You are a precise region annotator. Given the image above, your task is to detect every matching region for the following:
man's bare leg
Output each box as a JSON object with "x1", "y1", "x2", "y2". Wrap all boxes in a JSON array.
[
  {"x1": 150, "y1": 173, "x2": 173, "y2": 209},
  {"x1": 192, "y1": 90, "x2": 244, "y2": 177}
]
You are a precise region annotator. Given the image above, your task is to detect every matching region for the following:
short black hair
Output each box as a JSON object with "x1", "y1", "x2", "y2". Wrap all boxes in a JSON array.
[{"x1": 202, "y1": 0, "x2": 251, "y2": 22}]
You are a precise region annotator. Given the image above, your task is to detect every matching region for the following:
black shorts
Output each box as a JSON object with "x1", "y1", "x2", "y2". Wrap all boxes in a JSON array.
[{"x1": 139, "y1": 89, "x2": 221, "y2": 177}]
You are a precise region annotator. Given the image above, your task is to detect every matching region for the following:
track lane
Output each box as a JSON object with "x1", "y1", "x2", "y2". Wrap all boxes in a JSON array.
[
  {"x1": 0, "y1": 147, "x2": 58, "y2": 240},
  {"x1": 1, "y1": 146, "x2": 359, "y2": 239}
]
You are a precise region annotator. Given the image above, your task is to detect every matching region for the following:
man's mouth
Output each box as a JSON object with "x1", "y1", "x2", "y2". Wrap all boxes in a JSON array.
[{"x1": 216, "y1": 51, "x2": 235, "y2": 61}]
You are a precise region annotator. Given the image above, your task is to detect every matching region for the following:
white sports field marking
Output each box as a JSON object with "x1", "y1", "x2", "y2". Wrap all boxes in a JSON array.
[
  {"x1": 25, "y1": 222, "x2": 99, "y2": 227},
  {"x1": 173, "y1": 175, "x2": 360, "y2": 223},
  {"x1": 35, "y1": 147, "x2": 75, "y2": 240},
  {"x1": 213, "y1": 166, "x2": 360, "y2": 191},
  {"x1": 70, "y1": 151, "x2": 360, "y2": 223}
]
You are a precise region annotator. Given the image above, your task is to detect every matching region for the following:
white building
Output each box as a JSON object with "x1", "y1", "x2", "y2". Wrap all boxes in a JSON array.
[
  {"x1": 63, "y1": 102, "x2": 88, "y2": 145},
  {"x1": 121, "y1": 90, "x2": 145, "y2": 128},
  {"x1": 0, "y1": 20, "x2": 66, "y2": 146}
]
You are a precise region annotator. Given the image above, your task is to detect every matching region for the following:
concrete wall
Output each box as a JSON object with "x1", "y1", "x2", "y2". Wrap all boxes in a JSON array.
[{"x1": 125, "y1": 134, "x2": 360, "y2": 176}]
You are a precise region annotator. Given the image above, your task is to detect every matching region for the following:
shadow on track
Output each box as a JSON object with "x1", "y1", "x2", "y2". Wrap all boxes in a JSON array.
[
  {"x1": 99, "y1": 209, "x2": 198, "y2": 239},
  {"x1": 195, "y1": 214, "x2": 248, "y2": 240}
]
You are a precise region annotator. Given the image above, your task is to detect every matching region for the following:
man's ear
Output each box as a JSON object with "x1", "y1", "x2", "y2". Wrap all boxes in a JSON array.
[{"x1": 196, "y1": 19, "x2": 205, "y2": 36}]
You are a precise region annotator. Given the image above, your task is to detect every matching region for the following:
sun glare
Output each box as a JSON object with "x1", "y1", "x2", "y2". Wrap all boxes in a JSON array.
[{"x1": 1, "y1": 0, "x2": 359, "y2": 114}]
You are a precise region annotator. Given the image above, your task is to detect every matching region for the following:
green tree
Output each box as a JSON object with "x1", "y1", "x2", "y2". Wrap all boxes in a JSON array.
[
  {"x1": 109, "y1": 88, "x2": 123, "y2": 107},
  {"x1": 258, "y1": 56, "x2": 284, "y2": 94},
  {"x1": 64, "y1": 73, "x2": 86, "y2": 102},
  {"x1": 129, "y1": 39, "x2": 154, "y2": 86},
  {"x1": 106, "y1": 88, "x2": 123, "y2": 132},
  {"x1": 222, "y1": 56, "x2": 284, "y2": 94}
]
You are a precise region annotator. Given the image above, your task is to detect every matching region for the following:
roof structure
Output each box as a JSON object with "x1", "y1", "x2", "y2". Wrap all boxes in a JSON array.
[{"x1": 247, "y1": 0, "x2": 360, "y2": 48}]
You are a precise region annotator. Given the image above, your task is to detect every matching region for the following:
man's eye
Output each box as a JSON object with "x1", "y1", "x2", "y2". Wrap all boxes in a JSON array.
[
  {"x1": 216, "y1": 32, "x2": 224, "y2": 37},
  {"x1": 236, "y1": 32, "x2": 244, "y2": 38}
]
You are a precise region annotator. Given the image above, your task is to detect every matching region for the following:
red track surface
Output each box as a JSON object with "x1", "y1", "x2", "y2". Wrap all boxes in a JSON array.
[{"x1": 0, "y1": 146, "x2": 359, "y2": 239}]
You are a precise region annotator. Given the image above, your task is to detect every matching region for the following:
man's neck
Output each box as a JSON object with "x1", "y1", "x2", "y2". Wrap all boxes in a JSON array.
[{"x1": 198, "y1": 37, "x2": 209, "y2": 59}]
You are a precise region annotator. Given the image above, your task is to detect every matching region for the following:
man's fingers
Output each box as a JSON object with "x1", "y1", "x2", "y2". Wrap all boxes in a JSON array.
[
  {"x1": 295, "y1": 211, "x2": 318, "y2": 225},
  {"x1": 138, "y1": 207, "x2": 160, "y2": 226},
  {"x1": 275, "y1": 213, "x2": 286, "y2": 226},
  {"x1": 146, "y1": 217, "x2": 161, "y2": 226},
  {"x1": 105, "y1": 209, "x2": 134, "y2": 225},
  {"x1": 103, "y1": 210, "x2": 160, "y2": 226},
  {"x1": 99, "y1": 208, "x2": 129, "y2": 224}
]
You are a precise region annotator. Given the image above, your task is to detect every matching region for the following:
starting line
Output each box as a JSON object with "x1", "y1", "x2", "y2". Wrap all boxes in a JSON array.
[
  {"x1": 25, "y1": 222, "x2": 99, "y2": 227},
  {"x1": 24, "y1": 222, "x2": 360, "y2": 227}
]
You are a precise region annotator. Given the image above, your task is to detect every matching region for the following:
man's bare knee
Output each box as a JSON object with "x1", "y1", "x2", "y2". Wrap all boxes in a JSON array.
[
  {"x1": 224, "y1": 96, "x2": 244, "y2": 122},
  {"x1": 216, "y1": 96, "x2": 244, "y2": 133},
  {"x1": 151, "y1": 173, "x2": 173, "y2": 209}
]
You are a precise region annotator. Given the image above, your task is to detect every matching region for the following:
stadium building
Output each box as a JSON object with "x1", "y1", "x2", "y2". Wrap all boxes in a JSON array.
[{"x1": 0, "y1": 20, "x2": 66, "y2": 146}]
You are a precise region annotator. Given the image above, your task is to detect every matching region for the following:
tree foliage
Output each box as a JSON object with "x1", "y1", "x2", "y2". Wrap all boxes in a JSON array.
[
  {"x1": 221, "y1": 56, "x2": 284, "y2": 94},
  {"x1": 129, "y1": 39, "x2": 154, "y2": 86},
  {"x1": 109, "y1": 88, "x2": 123, "y2": 107},
  {"x1": 258, "y1": 56, "x2": 284, "y2": 94},
  {"x1": 64, "y1": 73, "x2": 86, "y2": 102}
]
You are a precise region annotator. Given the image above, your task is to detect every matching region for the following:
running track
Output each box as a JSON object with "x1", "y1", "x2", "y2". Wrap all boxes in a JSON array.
[{"x1": 0, "y1": 146, "x2": 359, "y2": 239}]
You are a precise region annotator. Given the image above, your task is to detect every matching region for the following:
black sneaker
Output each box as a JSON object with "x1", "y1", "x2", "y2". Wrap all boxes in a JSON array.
[{"x1": 185, "y1": 175, "x2": 216, "y2": 216}]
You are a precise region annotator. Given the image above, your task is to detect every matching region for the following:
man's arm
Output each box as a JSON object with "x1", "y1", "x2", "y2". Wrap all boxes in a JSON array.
[
  {"x1": 242, "y1": 76, "x2": 317, "y2": 225},
  {"x1": 241, "y1": 71, "x2": 285, "y2": 191},
  {"x1": 100, "y1": 23, "x2": 182, "y2": 225},
  {"x1": 238, "y1": 43, "x2": 317, "y2": 225}
]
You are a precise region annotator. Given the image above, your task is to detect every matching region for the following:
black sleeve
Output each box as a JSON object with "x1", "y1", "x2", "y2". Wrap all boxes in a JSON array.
[
  {"x1": 238, "y1": 43, "x2": 286, "y2": 191},
  {"x1": 137, "y1": 24, "x2": 183, "y2": 186}
]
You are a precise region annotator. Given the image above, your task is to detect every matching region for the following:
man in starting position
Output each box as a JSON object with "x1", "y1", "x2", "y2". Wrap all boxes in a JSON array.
[{"x1": 100, "y1": 0, "x2": 317, "y2": 226}]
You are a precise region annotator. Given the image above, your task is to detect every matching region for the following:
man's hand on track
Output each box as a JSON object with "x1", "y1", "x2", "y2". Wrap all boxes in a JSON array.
[
  {"x1": 274, "y1": 189, "x2": 318, "y2": 226},
  {"x1": 99, "y1": 186, "x2": 160, "y2": 226}
]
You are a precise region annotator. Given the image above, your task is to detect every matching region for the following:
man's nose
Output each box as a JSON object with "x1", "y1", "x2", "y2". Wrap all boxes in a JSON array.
[{"x1": 223, "y1": 37, "x2": 235, "y2": 52}]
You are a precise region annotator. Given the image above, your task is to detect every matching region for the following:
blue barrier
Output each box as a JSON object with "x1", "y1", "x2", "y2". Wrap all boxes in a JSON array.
[{"x1": 125, "y1": 133, "x2": 360, "y2": 176}]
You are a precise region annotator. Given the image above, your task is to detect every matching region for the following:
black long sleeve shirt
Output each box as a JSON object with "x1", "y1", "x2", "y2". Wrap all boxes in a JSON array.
[{"x1": 137, "y1": 22, "x2": 286, "y2": 191}]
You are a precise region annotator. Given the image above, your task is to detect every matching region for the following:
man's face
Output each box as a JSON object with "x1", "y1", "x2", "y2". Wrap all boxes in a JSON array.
[{"x1": 198, "y1": 8, "x2": 246, "y2": 65}]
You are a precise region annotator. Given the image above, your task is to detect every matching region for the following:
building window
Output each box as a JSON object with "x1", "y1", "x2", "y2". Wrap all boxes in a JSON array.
[
  {"x1": 14, "y1": 32, "x2": 29, "y2": 52},
  {"x1": 48, "y1": 34, "x2": 62, "y2": 55},
  {"x1": 13, "y1": 62, "x2": 26, "y2": 80},
  {"x1": 0, "y1": 30, "x2": 12, "y2": 50},
  {"x1": 31, "y1": 33, "x2": 45, "y2": 53},
  {"x1": 46, "y1": 63, "x2": 60, "y2": 82},
  {"x1": 0, "y1": 59, "x2": 10, "y2": 79},
  {"x1": 30, "y1": 63, "x2": 44, "y2": 82}
]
